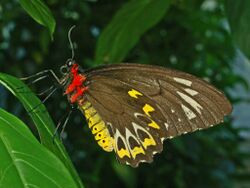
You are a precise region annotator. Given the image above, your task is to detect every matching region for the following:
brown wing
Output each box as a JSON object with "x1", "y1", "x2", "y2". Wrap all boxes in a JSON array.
[{"x1": 83, "y1": 63, "x2": 232, "y2": 167}]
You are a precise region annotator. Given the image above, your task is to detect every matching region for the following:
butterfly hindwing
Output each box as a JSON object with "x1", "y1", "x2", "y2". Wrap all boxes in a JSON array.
[{"x1": 85, "y1": 76, "x2": 167, "y2": 167}]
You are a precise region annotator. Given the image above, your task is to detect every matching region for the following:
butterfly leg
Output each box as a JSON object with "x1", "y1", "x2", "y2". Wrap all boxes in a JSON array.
[
  {"x1": 53, "y1": 105, "x2": 75, "y2": 143},
  {"x1": 17, "y1": 69, "x2": 61, "y2": 94},
  {"x1": 17, "y1": 70, "x2": 61, "y2": 113},
  {"x1": 59, "y1": 110, "x2": 73, "y2": 141},
  {"x1": 20, "y1": 69, "x2": 60, "y2": 83},
  {"x1": 53, "y1": 110, "x2": 70, "y2": 142},
  {"x1": 17, "y1": 75, "x2": 49, "y2": 89},
  {"x1": 28, "y1": 87, "x2": 59, "y2": 113}
]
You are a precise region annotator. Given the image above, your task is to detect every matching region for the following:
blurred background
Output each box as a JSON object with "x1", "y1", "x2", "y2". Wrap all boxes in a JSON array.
[{"x1": 0, "y1": 0, "x2": 250, "y2": 187}]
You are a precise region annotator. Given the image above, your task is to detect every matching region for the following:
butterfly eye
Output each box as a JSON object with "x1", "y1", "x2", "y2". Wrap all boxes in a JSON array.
[{"x1": 66, "y1": 59, "x2": 75, "y2": 67}]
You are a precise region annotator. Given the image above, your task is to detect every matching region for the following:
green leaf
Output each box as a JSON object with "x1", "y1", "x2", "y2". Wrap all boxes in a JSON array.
[
  {"x1": 225, "y1": 0, "x2": 250, "y2": 59},
  {"x1": 95, "y1": 0, "x2": 171, "y2": 64},
  {"x1": 18, "y1": 0, "x2": 56, "y2": 39},
  {"x1": 0, "y1": 108, "x2": 78, "y2": 188},
  {"x1": 0, "y1": 73, "x2": 84, "y2": 188}
]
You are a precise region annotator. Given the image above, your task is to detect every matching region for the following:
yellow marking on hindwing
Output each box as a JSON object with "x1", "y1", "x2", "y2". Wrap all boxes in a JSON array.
[
  {"x1": 130, "y1": 146, "x2": 145, "y2": 158},
  {"x1": 142, "y1": 104, "x2": 159, "y2": 129},
  {"x1": 128, "y1": 89, "x2": 143, "y2": 99},
  {"x1": 113, "y1": 129, "x2": 132, "y2": 159},
  {"x1": 132, "y1": 122, "x2": 157, "y2": 149},
  {"x1": 124, "y1": 128, "x2": 146, "y2": 159},
  {"x1": 117, "y1": 148, "x2": 131, "y2": 158},
  {"x1": 142, "y1": 137, "x2": 156, "y2": 149},
  {"x1": 148, "y1": 120, "x2": 160, "y2": 129},
  {"x1": 142, "y1": 104, "x2": 155, "y2": 117}
]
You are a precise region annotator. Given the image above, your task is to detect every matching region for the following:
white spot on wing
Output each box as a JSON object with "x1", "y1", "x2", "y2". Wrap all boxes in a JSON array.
[
  {"x1": 177, "y1": 91, "x2": 203, "y2": 114},
  {"x1": 125, "y1": 128, "x2": 143, "y2": 159},
  {"x1": 125, "y1": 128, "x2": 141, "y2": 150},
  {"x1": 134, "y1": 112, "x2": 148, "y2": 118},
  {"x1": 114, "y1": 129, "x2": 130, "y2": 153},
  {"x1": 164, "y1": 123, "x2": 169, "y2": 130},
  {"x1": 132, "y1": 122, "x2": 152, "y2": 139},
  {"x1": 171, "y1": 109, "x2": 175, "y2": 113},
  {"x1": 174, "y1": 77, "x2": 192, "y2": 86},
  {"x1": 184, "y1": 88, "x2": 198, "y2": 96},
  {"x1": 181, "y1": 104, "x2": 196, "y2": 120}
]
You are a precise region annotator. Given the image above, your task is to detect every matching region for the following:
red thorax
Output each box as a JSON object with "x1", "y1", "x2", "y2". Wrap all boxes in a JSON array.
[{"x1": 64, "y1": 64, "x2": 88, "y2": 103}]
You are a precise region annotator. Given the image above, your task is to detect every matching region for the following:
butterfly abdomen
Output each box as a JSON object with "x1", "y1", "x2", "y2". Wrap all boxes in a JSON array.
[
  {"x1": 64, "y1": 64, "x2": 113, "y2": 152},
  {"x1": 78, "y1": 99, "x2": 114, "y2": 152}
]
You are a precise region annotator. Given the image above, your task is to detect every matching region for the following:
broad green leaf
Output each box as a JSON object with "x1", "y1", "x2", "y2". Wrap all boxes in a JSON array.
[
  {"x1": 0, "y1": 73, "x2": 84, "y2": 188},
  {"x1": 18, "y1": 0, "x2": 56, "y2": 39},
  {"x1": 95, "y1": 0, "x2": 171, "y2": 65},
  {"x1": 0, "y1": 108, "x2": 78, "y2": 188},
  {"x1": 225, "y1": 0, "x2": 250, "y2": 59}
]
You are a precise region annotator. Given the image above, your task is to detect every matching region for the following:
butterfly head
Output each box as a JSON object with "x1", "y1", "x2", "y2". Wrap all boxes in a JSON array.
[{"x1": 60, "y1": 59, "x2": 79, "y2": 75}]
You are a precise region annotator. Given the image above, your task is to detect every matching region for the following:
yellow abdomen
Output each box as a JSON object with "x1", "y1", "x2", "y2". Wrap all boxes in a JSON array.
[{"x1": 79, "y1": 100, "x2": 114, "y2": 152}]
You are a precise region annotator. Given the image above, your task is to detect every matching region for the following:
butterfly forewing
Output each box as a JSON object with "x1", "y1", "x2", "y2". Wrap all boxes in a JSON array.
[{"x1": 80, "y1": 63, "x2": 232, "y2": 167}]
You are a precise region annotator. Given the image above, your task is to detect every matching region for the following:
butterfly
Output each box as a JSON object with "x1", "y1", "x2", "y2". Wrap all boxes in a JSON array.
[{"x1": 37, "y1": 60, "x2": 232, "y2": 167}]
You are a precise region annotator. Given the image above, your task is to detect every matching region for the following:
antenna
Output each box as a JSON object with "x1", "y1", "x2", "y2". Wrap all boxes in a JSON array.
[{"x1": 68, "y1": 25, "x2": 76, "y2": 60}]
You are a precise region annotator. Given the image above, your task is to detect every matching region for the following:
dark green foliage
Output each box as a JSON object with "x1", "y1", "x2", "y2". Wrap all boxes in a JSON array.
[
  {"x1": 0, "y1": 108, "x2": 79, "y2": 187},
  {"x1": 0, "y1": 73, "x2": 84, "y2": 187},
  {"x1": 95, "y1": 0, "x2": 171, "y2": 64},
  {"x1": 225, "y1": 0, "x2": 250, "y2": 59},
  {"x1": 18, "y1": 0, "x2": 55, "y2": 38},
  {"x1": 0, "y1": 0, "x2": 249, "y2": 188}
]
